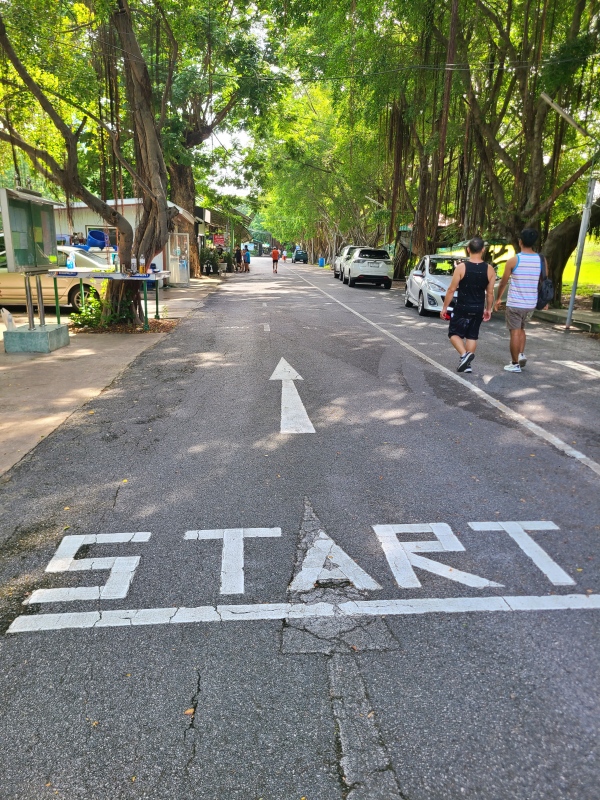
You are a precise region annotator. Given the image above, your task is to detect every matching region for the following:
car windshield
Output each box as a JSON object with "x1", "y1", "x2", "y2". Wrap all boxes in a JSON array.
[
  {"x1": 428, "y1": 258, "x2": 458, "y2": 276},
  {"x1": 76, "y1": 250, "x2": 110, "y2": 265},
  {"x1": 357, "y1": 249, "x2": 389, "y2": 259}
]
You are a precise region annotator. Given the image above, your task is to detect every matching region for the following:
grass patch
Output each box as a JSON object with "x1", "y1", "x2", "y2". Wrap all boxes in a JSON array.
[
  {"x1": 562, "y1": 283, "x2": 600, "y2": 297},
  {"x1": 563, "y1": 240, "x2": 600, "y2": 284}
]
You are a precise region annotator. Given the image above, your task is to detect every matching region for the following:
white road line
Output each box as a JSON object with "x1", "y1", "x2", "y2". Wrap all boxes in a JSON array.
[
  {"x1": 290, "y1": 270, "x2": 600, "y2": 478},
  {"x1": 269, "y1": 358, "x2": 315, "y2": 433},
  {"x1": 263, "y1": 323, "x2": 270, "y2": 332},
  {"x1": 8, "y1": 594, "x2": 600, "y2": 633},
  {"x1": 552, "y1": 360, "x2": 600, "y2": 378},
  {"x1": 262, "y1": 303, "x2": 267, "y2": 307}
]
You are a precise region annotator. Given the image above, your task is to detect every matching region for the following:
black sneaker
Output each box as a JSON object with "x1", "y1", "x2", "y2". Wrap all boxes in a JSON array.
[
  {"x1": 457, "y1": 352, "x2": 475, "y2": 372},
  {"x1": 464, "y1": 366, "x2": 472, "y2": 373}
]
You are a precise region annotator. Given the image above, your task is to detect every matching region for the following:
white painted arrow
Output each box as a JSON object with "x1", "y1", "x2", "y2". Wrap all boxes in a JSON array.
[{"x1": 269, "y1": 358, "x2": 315, "y2": 434}]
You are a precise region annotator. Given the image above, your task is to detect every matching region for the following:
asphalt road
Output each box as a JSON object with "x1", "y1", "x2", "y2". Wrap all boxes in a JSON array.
[{"x1": 1, "y1": 257, "x2": 599, "y2": 800}]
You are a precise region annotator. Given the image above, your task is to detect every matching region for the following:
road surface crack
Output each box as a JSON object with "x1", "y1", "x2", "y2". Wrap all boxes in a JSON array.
[
  {"x1": 328, "y1": 654, "x2": 408, "y2": 800},
  {"x1": 281, "y1": 497, "x2": 398, "y2": 655},
  {"x1": 183, "y1": 668, "x2": 204, "y2": 774}
]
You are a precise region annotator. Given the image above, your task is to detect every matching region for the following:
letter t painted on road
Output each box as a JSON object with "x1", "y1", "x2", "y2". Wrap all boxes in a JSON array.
[{"x1": 185, "y1": 528, "x2": 282, "y2": 594}]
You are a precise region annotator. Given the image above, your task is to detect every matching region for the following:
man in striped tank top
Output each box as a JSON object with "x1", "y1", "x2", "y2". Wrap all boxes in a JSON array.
[{"x1": 494, "y1": 228, "x2": 542, "y2": 373}]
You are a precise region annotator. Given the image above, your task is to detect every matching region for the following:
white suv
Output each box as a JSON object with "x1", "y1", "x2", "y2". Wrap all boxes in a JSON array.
[{"x1": 344, "y1": 248, "x2": 393, "y2": 289}]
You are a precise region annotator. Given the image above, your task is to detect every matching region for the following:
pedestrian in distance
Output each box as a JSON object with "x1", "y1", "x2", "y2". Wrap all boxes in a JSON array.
[
  {"x1": 440, "y1": 236, "x2": 496, "y2": 374},
  {"x1": 494, "y1": 228, "x2": 543, "y2": 373},
  {"x1": 282, "y1": 248, "x2": 287, "y2": 263},
  {"x1": 234, "y1": 245, "x2": 243, "y2": 272},
  {"x1": 271, "y1": 246, "x2": 279, "y2": 273},
  {"x1": 243, "y1": 245, "x2": 251, "y2": 272}
]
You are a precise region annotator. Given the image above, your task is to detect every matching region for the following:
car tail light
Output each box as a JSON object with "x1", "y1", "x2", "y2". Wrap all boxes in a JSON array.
[{"x1": 354, "y1": 259, "x2": 365, "y2": 264}]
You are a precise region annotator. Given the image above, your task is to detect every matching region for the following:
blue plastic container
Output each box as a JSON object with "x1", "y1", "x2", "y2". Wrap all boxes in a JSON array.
[{"x1": 318, "y1": 257, "x2": 325, "y2": 267}]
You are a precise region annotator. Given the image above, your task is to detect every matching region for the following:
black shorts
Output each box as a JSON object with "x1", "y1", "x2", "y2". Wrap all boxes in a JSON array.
[{"x1": 448, "y1": 310, "x2": 484, "y2": 341}]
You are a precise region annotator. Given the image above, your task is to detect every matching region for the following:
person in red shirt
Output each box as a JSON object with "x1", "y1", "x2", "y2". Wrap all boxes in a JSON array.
[{"x1": 271, "y1": 247, "x2": 279, "y2": 273}]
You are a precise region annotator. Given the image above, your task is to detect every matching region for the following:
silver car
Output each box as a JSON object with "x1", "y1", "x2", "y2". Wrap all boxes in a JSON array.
[
  {"x1": 404, "y1": 256, "x2": 462, "y2": 315},
  {"x1": 0, "y1": 246, "x2": 112, "y2": 310}
]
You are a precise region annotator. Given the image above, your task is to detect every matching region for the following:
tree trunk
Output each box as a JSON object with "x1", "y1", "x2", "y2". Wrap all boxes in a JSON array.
[
  {"x1": 393, "y1": 231, "x2": 409, "y2": 280},
  {"x1": 169, "y1": 162, "x2": 200, "y2": 277},
  {"x1": 112, "y1": 0, "x2": 176, "y2": 266},
  {"x1": 412, "y1": 158, "x2": 431, "y2": 257},
  {"x1": 542, "y1": 200, "x2": 600, "y2": 306}
]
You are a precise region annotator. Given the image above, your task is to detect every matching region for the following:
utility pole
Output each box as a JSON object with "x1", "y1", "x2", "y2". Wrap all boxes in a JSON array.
[{"x1": 540, "y1": 93, "x2": 600, "y2": 329}]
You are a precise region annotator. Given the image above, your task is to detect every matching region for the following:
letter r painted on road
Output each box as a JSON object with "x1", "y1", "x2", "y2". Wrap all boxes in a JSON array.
[
  {"x1": 24, "y1": 532, "x2": 152, "y2": 605},
  {"x1": 372, "y1": 523, "x2": 502, "y2": 589},
  {"x1": 185, "y1": 528, "x2": 282, "y2": 594},
  {"x1": 468, "y1": 521, "x2": 575, "y2": 586}
]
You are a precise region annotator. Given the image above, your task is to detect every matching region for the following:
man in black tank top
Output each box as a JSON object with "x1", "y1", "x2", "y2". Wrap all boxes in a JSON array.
[{"x1": 441, "y1": 237, "x2": 496, "y2": 373}]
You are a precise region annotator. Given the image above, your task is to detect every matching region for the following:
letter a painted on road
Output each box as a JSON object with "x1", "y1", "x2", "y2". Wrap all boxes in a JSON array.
[{"x1": 289, "y1": 531, "x2": 381, "y2": 592}]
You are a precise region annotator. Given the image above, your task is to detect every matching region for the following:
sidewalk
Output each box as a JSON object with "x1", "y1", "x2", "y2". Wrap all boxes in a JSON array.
[
  {"x1": 533, "y1": 307, "x2": 600, "y2": 333},
  {"x1": 0, "y1": 278, "x2": 221, "y2": 477}
]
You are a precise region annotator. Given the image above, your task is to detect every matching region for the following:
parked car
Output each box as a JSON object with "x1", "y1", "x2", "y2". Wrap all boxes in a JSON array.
[
  {"x1": 334, "y1": 245, "x2": 359, "y2": 279},
  {"x1": 0, "y1": 247, "x2": 112, "y2": 311},
  {"x1": 292, "y1": 249, "x2": 308, "y2": 263},
  {"x1": 343, "y1": 248, "x2": 393, "y2": 289},
  {"x1": 404, "y1": 255, "x2": 462, "y2": 315},
  {"x1": 57, "y1": 246, "x2": 115, "y2": 271}
]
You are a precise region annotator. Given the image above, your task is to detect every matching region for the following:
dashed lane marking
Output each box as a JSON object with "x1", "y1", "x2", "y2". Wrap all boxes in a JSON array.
[
  {"x1": 263, "y1": 323, "x2": 270, "y2": 332},
  {"x1": 8, "y1": 594, "x2": 600, "y2": 633},
  {"x1": 290, "y1": 270, "x2": 600, "y2": 478}
]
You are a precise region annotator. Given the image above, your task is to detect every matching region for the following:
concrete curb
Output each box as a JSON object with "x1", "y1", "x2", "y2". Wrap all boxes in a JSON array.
[{"x1": 533, "y1": 308, "x2": 600, "y2": 333}]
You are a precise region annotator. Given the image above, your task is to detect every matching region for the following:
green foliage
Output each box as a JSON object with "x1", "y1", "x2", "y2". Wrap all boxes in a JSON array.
[
  {"x1": 540, "y1": 34, "x2": 597, "y2": 95},
  {"x1": 69, "y1": 294, "x2": 104, "y2": 328}
]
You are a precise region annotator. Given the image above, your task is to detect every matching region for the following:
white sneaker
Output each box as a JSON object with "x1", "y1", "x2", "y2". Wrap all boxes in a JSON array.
[
  {"x1": 504, "y1": 362, "x2": 521, "y2": 373},
  {"x1": 518, "y1": 353, "x2": 527, "y2": 367}
]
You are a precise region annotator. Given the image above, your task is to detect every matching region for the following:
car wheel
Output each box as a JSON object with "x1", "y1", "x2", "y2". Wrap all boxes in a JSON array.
[
  {"x1": 404, "y1": 291, "x2": 414, "y2": 307},
  {"x1": 349, "y1": 276, "x2": 356, "y2": 287},
  {"x1": 68, "y1": 284, "x2": 96, "y2": 311},
  {"x1": 417, "y1": 292, "x2": 428, "y2": 316},
  {"x1": 383, "y1": 279, "x2": 392, "y2": 290},
  {"x1": 343, "y1": 271, "x2": 349, "y2": 284}
]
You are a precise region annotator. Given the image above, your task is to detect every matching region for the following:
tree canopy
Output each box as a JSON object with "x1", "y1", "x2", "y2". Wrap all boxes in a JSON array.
[{"x1": 0, "y1": 0, "x2": 598, "y2": 298}]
